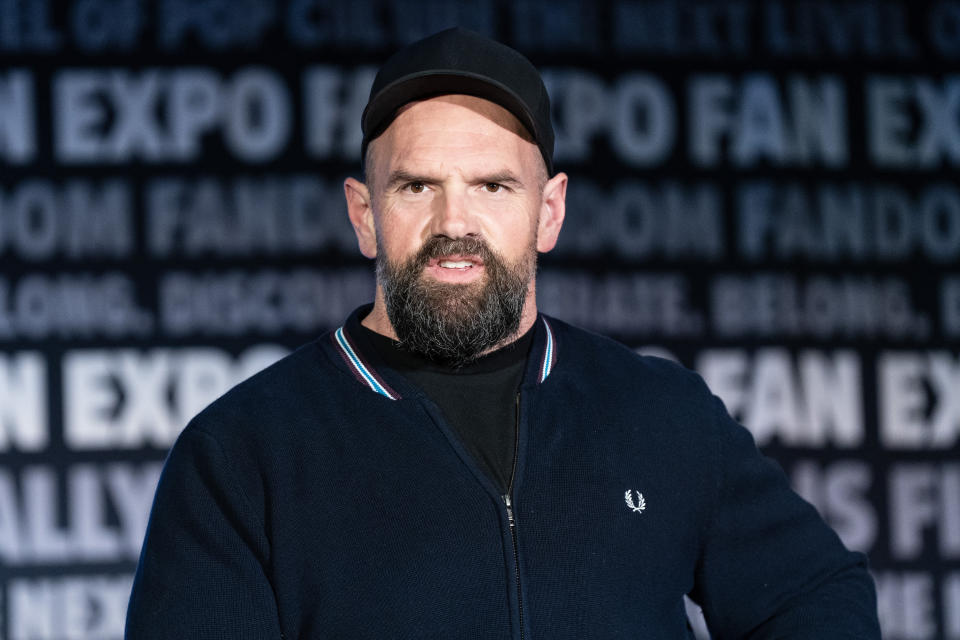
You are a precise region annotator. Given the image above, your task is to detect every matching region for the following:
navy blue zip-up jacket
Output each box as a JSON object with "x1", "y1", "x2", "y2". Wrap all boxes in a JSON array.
[{"x1": 126, "y1": 310, "x2": 880, "y2": 639}]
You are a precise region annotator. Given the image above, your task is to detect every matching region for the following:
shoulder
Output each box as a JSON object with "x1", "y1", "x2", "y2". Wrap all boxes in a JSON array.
[
  {"x1": 183, "y1": 335, "x2": 347, "y2": 444},
  {"x1": 546, "y1": 315, "x2": 713, "y2": 403},
  {"x1": 542, "y1": 316, "x2": 732, "y2": 463}
]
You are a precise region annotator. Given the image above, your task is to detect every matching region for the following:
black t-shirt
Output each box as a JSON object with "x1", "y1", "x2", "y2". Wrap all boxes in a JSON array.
[{"x1": 355, "y1": 321, "x2": 535, "y2": 494}]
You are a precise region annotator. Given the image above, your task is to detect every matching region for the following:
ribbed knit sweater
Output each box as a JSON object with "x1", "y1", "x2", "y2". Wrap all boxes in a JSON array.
[{"x1": 126, "y1": 308, "x2": 880, "y2": 639}]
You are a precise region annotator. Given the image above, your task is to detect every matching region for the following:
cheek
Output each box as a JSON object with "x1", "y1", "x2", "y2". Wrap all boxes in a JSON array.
[
  {"x1": 491, "y1": 200, "x2": 540, "y2": 248},
  {"x1": 376, "y1": 212, "x2": 429, "y2": 259}
]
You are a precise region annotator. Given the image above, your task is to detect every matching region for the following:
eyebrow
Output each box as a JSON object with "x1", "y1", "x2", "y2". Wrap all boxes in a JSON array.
[
  {"x1": 384, "y1": 169, "x2": 526, "y2": 191},
  {"x1": 479, "y1": 171, "x2": 524, "y2": 189},
  {"x1": 384, "y1": 170, "x2": 431, "y2": 190}
]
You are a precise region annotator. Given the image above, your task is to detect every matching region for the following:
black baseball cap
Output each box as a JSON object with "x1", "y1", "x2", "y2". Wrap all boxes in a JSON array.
[{"x1": 361, "y1": 27, "x2": 555, "y2": 176}]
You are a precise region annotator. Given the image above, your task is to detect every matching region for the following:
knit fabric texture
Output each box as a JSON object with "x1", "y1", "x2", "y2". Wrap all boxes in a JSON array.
[{"x1": 126, "y1": 309, "x2": 880, "y2": 639}]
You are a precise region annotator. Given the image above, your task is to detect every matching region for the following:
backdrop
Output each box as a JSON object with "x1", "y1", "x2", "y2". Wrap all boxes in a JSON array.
[{"x1": 0, "y1": 1, "x2": 958, "y2": 638}]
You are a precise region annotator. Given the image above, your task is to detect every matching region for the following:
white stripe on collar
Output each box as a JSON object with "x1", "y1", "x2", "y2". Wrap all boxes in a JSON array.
[
  {"x1": 539, "y1": 317, "x2": 555, "y2": 383},
  {"x1": 335, "y1": 327, "x2": 398, "y2": 400},
  {"x1": 335, "y1": 319, "x2": 555, "y2": 395}
]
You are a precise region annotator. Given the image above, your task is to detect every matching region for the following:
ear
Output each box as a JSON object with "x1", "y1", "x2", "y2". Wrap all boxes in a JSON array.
[
  {"x1": 344, "y1": 177, "x2": 378, "y2": 258},
  {"x1": 535, "y1": 171, "x2": 567, "y2": 253}
]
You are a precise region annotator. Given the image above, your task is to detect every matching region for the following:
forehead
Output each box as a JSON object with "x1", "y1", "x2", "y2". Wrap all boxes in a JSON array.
[{"x1": 369, "y1": 95, "x2": 539, "y2": 175}]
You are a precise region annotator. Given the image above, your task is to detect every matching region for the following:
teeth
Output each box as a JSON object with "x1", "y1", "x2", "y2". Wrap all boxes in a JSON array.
[{"x1": 439, "y1": 260, "x2": 474, "y2": 268}]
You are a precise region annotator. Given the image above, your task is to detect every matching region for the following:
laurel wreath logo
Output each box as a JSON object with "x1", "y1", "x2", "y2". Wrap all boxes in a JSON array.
[{"x1": 624, "y1": 490, "x2": 646, "y2": 513}]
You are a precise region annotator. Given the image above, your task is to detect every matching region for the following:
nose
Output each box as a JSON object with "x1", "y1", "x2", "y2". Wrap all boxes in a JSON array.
[{"x1": 430, "y1": 188, "x2": 477, "y2": 239}]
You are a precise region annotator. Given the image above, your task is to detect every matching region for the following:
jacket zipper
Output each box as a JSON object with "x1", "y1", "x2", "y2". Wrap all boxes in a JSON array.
[{"x1": 502, "y1": 393, "x2": 524, "y2": 640}]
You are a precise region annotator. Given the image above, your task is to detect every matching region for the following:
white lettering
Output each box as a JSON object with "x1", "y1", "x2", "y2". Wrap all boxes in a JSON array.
[
  {"x1": 64, "y1": 346, "x2": 286, "y2": 449},
  {"x1": 880, "y1": 352, "x2": 960, "y2": 449},
  {"x1": 610, "y1": 74, "x2": 675, "y2": 165},
  {"x1": 946, "y1": 572, "x2": 960, "y2": 639},
  {"x1": 875, "y1": 572, "x2": 936, "y2": 639},
  {"x1": 763, "y1": 1, "x2": 916, "y2": 59},
  {"x1": 558, "y1": 179, "x2": 724, "y2": 261},
  {"x1": 889, "y1": 464, "x2": 960, "y2": 560},
  {"x1": 9, "y1": 574, "x2": 132, "y2": 640},
  {"x1": 223, "y1": 67, "x2": 291, "y2": 162},
  {"x1": 146, "y1": 175, "x2": 355, "y2": 257},
  {"x1": 697, "y1": 349, "x2": 863, "y2": 447},
  {"x1": 735, "y1": 180, "x2": 960, "y2": 263},
  {"x1": 285, "y1": 0, "x2": 385, "y2": 48},
  {"x1": 689, "y1": 73, "x2": 846, "y2": 167},
  {"x1": 53, "y1": 68, "x2": 292, "y2": 163},
  {"x1": 711, "y1": 273, "x2": 927, "y2": 340},
  {"x1": 0, "y1": 273, "x2": 150, "y2": 340},
  {"x1": 868, "y1": 75, "x2": 960, "y2": 168},
  {"x1": 537, "y1": 271, "x2": 704, "y2": 336},
  {"x1": 0, "y1": 463, "x2": 161, "y2": 564},
  {"x1": 0, "y1": 352, "x2": 47, "y2": 451},
  {"x1": 0, "y1": 69, "x2": 34, "y2": 162},
  {"x1": 791, "y1": 460, "x2": 876, "y2": 553},
  {"x1": 510, "y1": 0, "x2": 598, "y2": 52},
  {"x1": 0, "y1": 0, "x2": 61, "y2": 53},
  {"x1": 612, "y1": 1, "x2": 751, "y2": 57},
  {"x1": 0, "y1": 179, "x2": 132, "y2": 260},
  {"x1": 302, "y1": 65, "x2": 374, "y2": 160},
  {"x1": 159, "y1": 269, "x2": 374, "y2": 337},
  {"x1": 158, "y1": 0, "x2": 276, "y2": 50},
  {"x1": 168, "y1": 68, "x2": 220, "y2": 157},
  {"x1": 544, "y1": 69, "x2": 675, "y2": 166},
  {"x1": 931, "y1": 3, "x2": 960, "y2": 58},
  {"x1": 72, "y1": 0, "x2": 144, "y2": 51},
  {"x1": 546, "y1": 70, "x2": 606, "y2": 161}
]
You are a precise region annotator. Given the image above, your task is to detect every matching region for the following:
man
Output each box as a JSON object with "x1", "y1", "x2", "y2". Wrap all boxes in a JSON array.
[{"x1": 126, "y1": 28, "x2": 880, "y2": 638}]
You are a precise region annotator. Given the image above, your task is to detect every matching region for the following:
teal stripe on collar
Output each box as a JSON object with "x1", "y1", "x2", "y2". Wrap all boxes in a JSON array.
[
  {"x1": 539, "y1": 317, "x2": 556, "y2": 383},
  {"x1": 334, "y1": 327, "x2": 399, "y2": 400}
]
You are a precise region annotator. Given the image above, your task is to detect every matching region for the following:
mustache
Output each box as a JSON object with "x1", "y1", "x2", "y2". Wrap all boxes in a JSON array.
[{"x1": 410, "y1": 236, "x2": 494, "y2": 268}]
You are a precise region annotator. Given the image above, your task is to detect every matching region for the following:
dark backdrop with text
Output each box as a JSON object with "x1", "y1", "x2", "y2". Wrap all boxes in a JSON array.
[{"x1": 0, "y1": 1, "x2": 958, "y2": 638}]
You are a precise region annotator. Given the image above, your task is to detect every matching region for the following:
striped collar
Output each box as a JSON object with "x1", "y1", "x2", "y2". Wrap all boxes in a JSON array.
[
  {"x1": 331, "y1": 314, "x2": 559, "y2": 400},
  {"x1": 333, "y1": 326, "x2": 401, "y2": 400},
  {"x1": 537, "y1": 317, "x2": 557, "y2": 383}
]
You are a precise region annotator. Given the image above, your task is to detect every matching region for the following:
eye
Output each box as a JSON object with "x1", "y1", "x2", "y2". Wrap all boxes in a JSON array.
[
  {"x1": 406, "y1": 181, "x2": 426, "y2": 193},
  {"x1": 484, "y1": 183, "x2": 502, "y2": 193}
]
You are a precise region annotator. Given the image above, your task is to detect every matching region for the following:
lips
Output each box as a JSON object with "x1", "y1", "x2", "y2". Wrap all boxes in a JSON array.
[
  {"x1": 429, "y1": 255, "x2": 485, "y2": 270},
  {"x1": 423, "y1": 254, "x2": 486, "y2": 283}
]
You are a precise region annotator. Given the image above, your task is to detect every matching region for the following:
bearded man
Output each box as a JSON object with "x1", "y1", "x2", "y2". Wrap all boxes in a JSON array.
[{"x1": 126, "y1": 28, "x2": 881, "y2": 639}]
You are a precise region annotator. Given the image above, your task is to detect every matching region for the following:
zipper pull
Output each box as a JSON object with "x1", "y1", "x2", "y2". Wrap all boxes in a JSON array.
[{"x1": 502, "y1": 494, "x2": 515, "y2": 527}]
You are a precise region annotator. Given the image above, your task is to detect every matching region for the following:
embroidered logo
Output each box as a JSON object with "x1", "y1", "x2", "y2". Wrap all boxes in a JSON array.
[{"x1": 624, "y1": 490, "x2": 646, "y2": 513}]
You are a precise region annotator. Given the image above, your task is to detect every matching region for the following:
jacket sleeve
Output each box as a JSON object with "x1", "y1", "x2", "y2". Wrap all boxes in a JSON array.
[
  {"x1": 689, "y1": 395, "x2": 881, "y2": 639},
  {"x1": 125, "y1": 426, "x2": 283, "y2": 639}
]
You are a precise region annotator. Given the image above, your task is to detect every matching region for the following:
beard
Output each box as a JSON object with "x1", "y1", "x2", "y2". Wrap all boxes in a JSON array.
[{"x1": 377, "y1": 235, "x2": 536, "y2": 368}]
